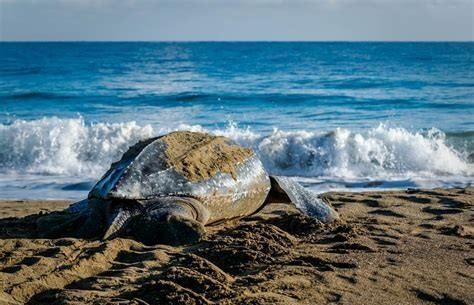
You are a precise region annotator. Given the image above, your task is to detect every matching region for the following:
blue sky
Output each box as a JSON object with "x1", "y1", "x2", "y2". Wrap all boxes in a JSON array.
[{"x1": 1, "y1": 0, "x2": 473, "y2": 41}]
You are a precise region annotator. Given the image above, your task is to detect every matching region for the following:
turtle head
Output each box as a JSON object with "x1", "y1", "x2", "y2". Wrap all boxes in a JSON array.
[{"x1": 128, "y1": 197, "x2": 206, "y2": 246}]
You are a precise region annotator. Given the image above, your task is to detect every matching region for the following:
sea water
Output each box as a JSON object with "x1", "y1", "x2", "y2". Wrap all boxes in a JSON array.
[{"x1": 0, "y1": 42, "x2": 473, "y2": 199}]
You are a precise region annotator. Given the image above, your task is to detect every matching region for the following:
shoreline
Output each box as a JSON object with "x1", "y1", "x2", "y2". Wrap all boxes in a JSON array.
[
  {"x1": 1, "y1": 186, "x2": 471, "y2": 217},
  {"x1": 1, "y1": 187, "x2": 473, "y2": 304}
]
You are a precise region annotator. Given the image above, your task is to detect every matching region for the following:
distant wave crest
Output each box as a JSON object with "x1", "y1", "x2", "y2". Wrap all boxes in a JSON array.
[
  {"x1": 3, "y1": 91, "x2": 72, "y2": 100},
  {"x1": 0, "y1": 117, "x2": 472, "y2": 180}
]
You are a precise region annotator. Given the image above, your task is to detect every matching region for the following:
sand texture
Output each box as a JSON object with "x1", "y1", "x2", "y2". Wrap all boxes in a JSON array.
[
  {"x1": 0, "y1": 187, "x2": 473, "y2": 305},
  {"x1": 161, "y1": 131, "x2": 254, "y2": 181}
]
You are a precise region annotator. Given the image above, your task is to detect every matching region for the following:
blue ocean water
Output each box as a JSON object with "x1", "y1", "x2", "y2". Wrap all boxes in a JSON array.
[{"x1": 0, "y1": 42, "x2": 473, "y2": 199}]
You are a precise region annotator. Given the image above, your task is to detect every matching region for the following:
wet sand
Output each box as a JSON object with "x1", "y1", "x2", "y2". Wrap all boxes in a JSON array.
[{"x1": 0, "y1": 188, "x2": 473, "y2": 305}]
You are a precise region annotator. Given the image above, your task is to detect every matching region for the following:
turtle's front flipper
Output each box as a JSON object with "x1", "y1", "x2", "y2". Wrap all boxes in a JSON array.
[
  {"x1": 103, "y1": 208, "x2": 133, "y2": 240},
  {"x1": 103, "y1": 202, "x2": 141, "y2": 240},
  {"x1": 269, "y1": 176, "x2": 339, "y2": 223}
]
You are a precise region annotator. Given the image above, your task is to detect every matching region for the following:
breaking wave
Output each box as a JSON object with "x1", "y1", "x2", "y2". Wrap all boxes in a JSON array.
[
  {"x1": 0, "y1": 117, "x2": 154, "y2": 177},
  {"x1": 0, "y1": 117, "x2": 472, "y2": 181}
]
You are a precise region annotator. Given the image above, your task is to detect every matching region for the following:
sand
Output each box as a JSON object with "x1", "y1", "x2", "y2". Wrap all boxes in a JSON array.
[
  {"x1": 0, "y1": 187, "x2": 473, "y2": 305},
  {"x1": 161, "y1": 131, "x2": 254, "y2": 181}
]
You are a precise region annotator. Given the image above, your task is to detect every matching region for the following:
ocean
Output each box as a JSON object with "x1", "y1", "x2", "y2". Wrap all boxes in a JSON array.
[{"x1": 0, "y1": 42, "x2": 473, "y2": 199}]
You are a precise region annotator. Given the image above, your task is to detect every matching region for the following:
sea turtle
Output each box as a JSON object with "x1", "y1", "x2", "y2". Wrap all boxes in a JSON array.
[{"x1": 65, "y1": 131, "x2": 339, "y2": 245}]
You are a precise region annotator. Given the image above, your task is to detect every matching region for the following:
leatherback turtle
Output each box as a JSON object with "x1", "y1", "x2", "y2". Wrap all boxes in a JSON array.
[{"x1": 66, "y1": 131, "x2": 338, "y2": 245}]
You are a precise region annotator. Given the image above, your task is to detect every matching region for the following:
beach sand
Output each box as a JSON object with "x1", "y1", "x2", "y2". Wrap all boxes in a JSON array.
[{"x1": 0, "y1": 188, "x2": 473, "y2": 305}]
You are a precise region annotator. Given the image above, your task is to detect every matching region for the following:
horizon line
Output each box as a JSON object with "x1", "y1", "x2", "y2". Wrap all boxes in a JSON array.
[{"x1": 1, "y1": 40, "x2": 473, "y2": 43}]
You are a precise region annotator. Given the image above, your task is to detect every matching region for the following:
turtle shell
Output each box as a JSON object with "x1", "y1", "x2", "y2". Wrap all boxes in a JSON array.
[{"x1": 89, "y1": 131, "x2": 271, "y2": 223}]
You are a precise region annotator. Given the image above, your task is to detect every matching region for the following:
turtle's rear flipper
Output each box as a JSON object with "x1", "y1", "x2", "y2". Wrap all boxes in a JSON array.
[
  {"x1": 37, "y1": 212, "x2": 85, "y2": 238},
  {"x1": 38, "y1": 199, "x2": 101, "y2": 238},
  {"x1": 66, "y1": 199, "x2": 89, "y2": 214},
  {"x1": 269, "y1": 176, "x2": 339, "y2": 223}
]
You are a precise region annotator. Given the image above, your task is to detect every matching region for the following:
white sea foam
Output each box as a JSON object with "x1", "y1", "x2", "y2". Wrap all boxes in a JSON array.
[
  {"x1": 0, "y1": 117, "x2": 154, "y2": 177},
  {"x1": 0, "y1": 117, "x2": 472, "y2": 199},
  {"x1": 239, "y1": 126, "x2": 473, "y2": 179}
]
